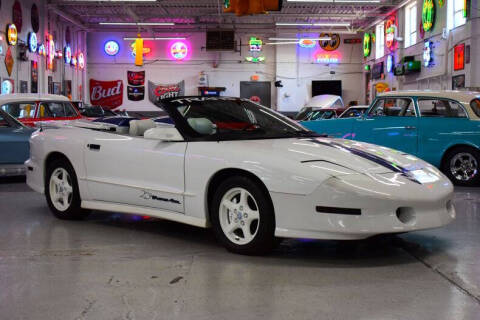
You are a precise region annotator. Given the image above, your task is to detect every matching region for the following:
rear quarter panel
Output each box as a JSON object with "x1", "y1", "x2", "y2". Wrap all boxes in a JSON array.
[{"x1": 417, "y1": 118, "x2": 480, "y2": 167}]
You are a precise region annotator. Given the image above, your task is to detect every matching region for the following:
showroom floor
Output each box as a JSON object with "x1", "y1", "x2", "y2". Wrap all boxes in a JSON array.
[{"x1": 1, "y1": 178, "x2": 479, "y2": 320}]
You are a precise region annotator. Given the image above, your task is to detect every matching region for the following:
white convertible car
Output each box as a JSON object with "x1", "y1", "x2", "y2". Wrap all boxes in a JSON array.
[{"x1": 26, "y1": 97, "x2": 455, "y2": 255}]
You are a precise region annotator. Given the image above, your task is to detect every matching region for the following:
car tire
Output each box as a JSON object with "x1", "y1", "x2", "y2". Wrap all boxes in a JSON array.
[
  {"x1": 45, "y1": 158, "x2": 90, "y2": 220},
  {"x1": 441, "y1": 146, "x2": 480, "y2": 186},
  {"x1": 210, "y1": 176, "x2": 276, "y2": 255}
]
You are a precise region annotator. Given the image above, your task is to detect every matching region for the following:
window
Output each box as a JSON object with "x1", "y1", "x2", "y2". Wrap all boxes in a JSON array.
[
  {"x1": 39, "y1": 102, "x2": 78, "y2": 118},
  {"x1": 1, "y1": 103, "x2": 36, "y2": 119},
  {"x1": 405, "y1": 2, "x2": 417, "y2": 47},
  {"x1": 447, "y1": 0, "x2": 466, "y2": 30},
  {"x1": 0, "y1": 109, "x2": 22, "y2": 128},
  {"x1": 418, "y1": 99, "x2": 467, "y2": 118},
  {"x1": 470, "y1": 99, "x2": 480, "y2": 117},
  {"x1": 375, "y1": 23, "x2": 385, "y2": 59},
  {"x1": 368, "y1": 98, "x2": 416, "y2": 117}
]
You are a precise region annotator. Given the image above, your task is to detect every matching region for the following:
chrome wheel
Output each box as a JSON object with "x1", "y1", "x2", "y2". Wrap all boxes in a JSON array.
[
  {"x1": 49, "y1": 168, "x2": 73, "y2": 212},
  {"x1": 219, "y1": 187, "x2": 260, "y2": 245},
  {"x1": 450, "y1": 152, "x2": 478, "y2": 182}
]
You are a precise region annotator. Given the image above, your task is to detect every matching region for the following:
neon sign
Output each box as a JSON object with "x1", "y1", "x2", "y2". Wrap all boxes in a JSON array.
[
  {"x1": 78, "y1": 52, "x2": 85, "y2": 69},
  {"x1": 315, "y1": 52, "x2": 340, "y2": 64},
  {"x1": 386, "y1": 55, "x2": 394, "y2": 72},
  {"x1": 299, "y1": 38, "x2": 316, "y2": 48},
  {"x1": 423, "y1": 41, "x2": 433, "y2": 67},
  {"x1": 130, "y1": 41, "x2": 151, "y2": 56},
  {"x1": 7, "y1": 24, "x2": 18, "y2": 46},
  {"x1": 454, "y1": 43, "x2": 465, "y2": 71},
  {"x1": 47, "y1": 35, "x2": 55, "y2": 70},
  {"x1": 28, "y1": 32, "x2": 37, "y2": 52},
  {"x1": 104, "y1": 40, "x2": 119, "y2": 56},
  {"x1": 422, "y1": 0, "x2": 435, "y2": 32},
  {"x1": 64, "y1": 46, "x2": 72, "y2": 64},
  {"x1": 249, "y1": 37, "x2": 262, "y2": 51},
  {"x1": 170, "y1": 41, "x2": 188, "y2": 60},
  {"x1": 71, "y1": 56, "x2": 77, "y2": 68},
  {"x1": 385, "y1": 15, "x2": 398, "y2": 51},
  {"x1": 363, "y1": 33, "x2": 371, "y2": 57},
  {"x1": 38, "y1": 43, "x2": 46, "y2": 56},
  {"x1": 246, "y1": 37, "x2": 265, "y2": 63},
  {"x1": 1, "y1": 79, "x2": 14, "y2": 94}
]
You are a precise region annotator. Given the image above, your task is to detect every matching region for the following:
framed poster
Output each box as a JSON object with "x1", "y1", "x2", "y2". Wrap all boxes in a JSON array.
[
  {"x1": 64, "y1": 80, "x2": 72, "y2": 99},
  {"x1": 53, "y1": 82, "x2": 61, "y2": 95},
  {"x1": 127, "y1": 86, "x2": 145, "y2": 101},
  {"x1": 20, "y1": 80, "x2": 28, "y2": 93},
  {"x1": 452, "y1": 74, "x2": 465, "y2": 90},
  {"x1": 31, "y1": 61, "x2": 38, "y2": 93},
  {"x1": 48, "y1": 76, "x2": 53, "y2": 94}
]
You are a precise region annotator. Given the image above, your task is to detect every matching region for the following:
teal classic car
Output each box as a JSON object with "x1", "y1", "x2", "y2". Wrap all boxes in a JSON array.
[{"x1": 301, "y1": 91, "x2": 480, "y2": 186}]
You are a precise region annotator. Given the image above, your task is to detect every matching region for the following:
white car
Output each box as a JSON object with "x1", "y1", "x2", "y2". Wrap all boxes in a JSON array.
[{"x1": 26, "y1": 97, "x2": 455, "y2": 255}]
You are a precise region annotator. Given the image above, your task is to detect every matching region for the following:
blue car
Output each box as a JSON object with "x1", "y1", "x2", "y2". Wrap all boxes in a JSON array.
[
  {"x1": 301, "y1": 91, "x2": 480, "y2": 186},
  {"x1": 0, "y1": 108, "x2": 35, "y2": 176}
]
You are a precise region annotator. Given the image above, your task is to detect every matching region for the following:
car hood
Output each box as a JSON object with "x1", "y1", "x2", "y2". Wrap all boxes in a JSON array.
[{"x1": 266, "y1": 137, "x2": 431, "y2": 176}]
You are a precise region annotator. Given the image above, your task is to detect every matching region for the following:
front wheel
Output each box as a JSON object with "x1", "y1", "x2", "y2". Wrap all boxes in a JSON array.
[
  {"x1": 441, "y1": 147, "x2": 480, "y2": 186},
  {"x1": 210, "y1": 176, "x2": 276, "y2": 255},
  {"x1": 45, "y1": 158, "x2": 90, "y2": 220}
]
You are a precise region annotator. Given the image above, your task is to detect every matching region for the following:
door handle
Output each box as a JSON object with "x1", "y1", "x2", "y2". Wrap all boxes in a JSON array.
[
  {"x1": 87, "y1": 144, "x2": 101, "y2": 151},
  {"x1": 404, "y1": 126, "x2": 416, "y2": 130}
]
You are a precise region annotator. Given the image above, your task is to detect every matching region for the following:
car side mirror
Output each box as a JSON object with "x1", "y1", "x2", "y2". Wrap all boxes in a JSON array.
[{"x1": 144, "y1": 126, "x2": 184, "y2": 142}]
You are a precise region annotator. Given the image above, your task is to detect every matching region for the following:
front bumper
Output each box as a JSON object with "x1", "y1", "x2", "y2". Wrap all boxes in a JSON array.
[
  {"x1": 25, "y1": 159, "x2": 44, "y2": 194},
  {"x1": 272, "y1": 173, "x2": 455, "y2": 240}
]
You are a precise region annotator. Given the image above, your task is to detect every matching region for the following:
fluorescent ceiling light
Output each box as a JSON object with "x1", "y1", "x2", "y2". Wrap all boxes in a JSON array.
[
  {"x1": 100, "y1": 22, "x2": 174, "y2": 26},
  {"x1": 268, "y1": 37, "x2": 332, "y2": 41},
  {"x1": 313, "y1": 22, "x2": 351, "y2": 27},
  {"x1": 266, "y1": 42, "x2": 303, "y2": 45},
  {"x1": 123, "y1": 37, "x2": 186, "y2": 40},
  {"x1": 276, "y1": 22, "x2": 350, "y2": 27}
]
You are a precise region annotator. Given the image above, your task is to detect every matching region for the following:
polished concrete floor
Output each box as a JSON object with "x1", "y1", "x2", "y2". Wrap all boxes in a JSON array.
[{"x1": 1, "y1": 178, "x2": 480, "y2": 320}]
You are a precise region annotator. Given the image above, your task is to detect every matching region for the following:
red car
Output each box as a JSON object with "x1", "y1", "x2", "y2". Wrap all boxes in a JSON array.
[{"x1": 0, "y1": 94, "x2": 82, "y2": 127}]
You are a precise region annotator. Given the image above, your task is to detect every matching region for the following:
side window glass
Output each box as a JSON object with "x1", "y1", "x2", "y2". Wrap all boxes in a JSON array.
[
  {"x1": 368, "y1": 99, "x2": 385, "y2": 116},
  {"x1": 418, "y1": 99, "x2": 467, "y2": 118},
  {"x1": 1, "y1": 103, "x2": 36, "y2": 119},
  {"x1": 63, "y1": 102, "x2": 77, "y2": 117},
  {"x1": 384, "y1": 98, "x2": 415, "y2": 117},
  {"x1": 38, "y1": 103, "x2": 53, "y2": 118}
]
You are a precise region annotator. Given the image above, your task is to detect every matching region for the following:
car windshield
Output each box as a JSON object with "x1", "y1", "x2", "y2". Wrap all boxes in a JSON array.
[
  {"x1": 81, "y1": 106, "x2": 116, "y2": 117},
  {"x1": 160, "y1": 97, "x2": 317, "y2": 140},
  {"x1": 306, "y1": 109, "x2": 336, "y2": 120},
  {"x1": 0, "y1": 109, "x2": 23, "y2": 128}
]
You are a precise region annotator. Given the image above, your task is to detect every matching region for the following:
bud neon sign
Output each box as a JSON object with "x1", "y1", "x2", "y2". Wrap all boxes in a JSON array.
[{"x1": 315, "y1": 52, "x2": 340, "y2": 64}]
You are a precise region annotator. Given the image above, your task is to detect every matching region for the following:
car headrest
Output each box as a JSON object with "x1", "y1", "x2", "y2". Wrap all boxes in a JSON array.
[
  {"x1": 129, "y1": 119, "x2": 156, "y2": 136},
  {"x1": 187, "y1": 118, "x2": 216, "y2": 135}
]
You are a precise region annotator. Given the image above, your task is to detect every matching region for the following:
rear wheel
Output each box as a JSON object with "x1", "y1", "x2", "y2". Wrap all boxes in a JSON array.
[
  {"x1": 45, "y1": 158, "x2": 89, "y2": 220},
  {"x1": 441, "y1": 147, "x2": 480, "y2": 186},
  {"x1": 210, "y1": 176, "x2": 276, "y2": 255}
]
